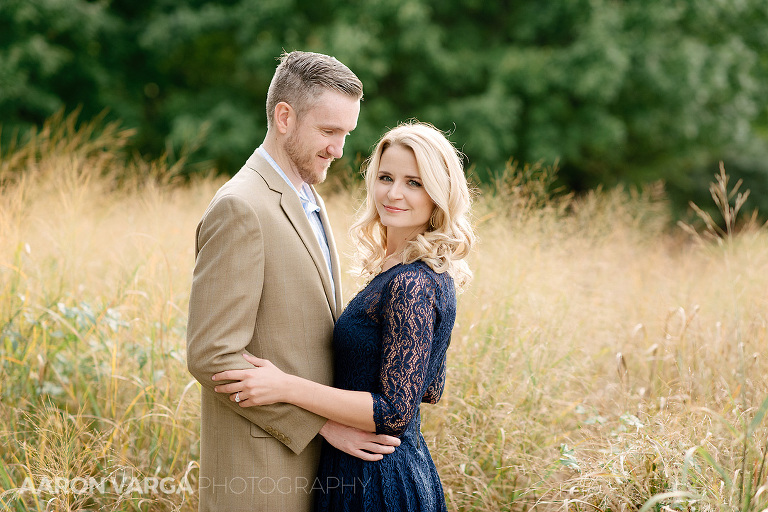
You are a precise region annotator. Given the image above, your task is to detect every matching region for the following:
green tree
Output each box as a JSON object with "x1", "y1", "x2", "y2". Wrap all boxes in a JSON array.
[
  {"x1": 2, "y1": 0, "x2": 767, "y2": 217},
  {"x1": 0, "y1": 0, "x2": 114, "y2": 136}
]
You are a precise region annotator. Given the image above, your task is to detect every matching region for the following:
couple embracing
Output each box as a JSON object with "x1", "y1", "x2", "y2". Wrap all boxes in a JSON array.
[{"x1": 186, "y1": 50, "x2": 475, "y2": 512}]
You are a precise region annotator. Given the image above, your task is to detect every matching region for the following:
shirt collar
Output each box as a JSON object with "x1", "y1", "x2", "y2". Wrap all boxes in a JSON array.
[{"x1": 258, "y1": 146, "x2": 320, "y2": 214}]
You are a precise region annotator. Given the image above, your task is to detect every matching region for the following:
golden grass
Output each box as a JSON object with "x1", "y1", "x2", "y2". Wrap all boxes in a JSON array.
[{"x1": 2, "y1": 114, "x2": 768, "y2": 511}]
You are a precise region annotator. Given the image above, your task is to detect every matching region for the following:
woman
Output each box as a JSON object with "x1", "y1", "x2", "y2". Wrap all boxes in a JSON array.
[{"x1": 212, "y1": 121, "x2": 475, "y2": 511}]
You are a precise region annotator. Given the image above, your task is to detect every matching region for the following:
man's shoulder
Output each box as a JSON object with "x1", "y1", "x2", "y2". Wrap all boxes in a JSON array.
[
  {"x1": 212, "y1": 158, "x2": 273, "y2": 201},
  {"x1": 197, "y1": 170, "x2": 272, "y2": 225},
  {"x1": 221, "y1": 166, "x2": 268, "y2": 194}
]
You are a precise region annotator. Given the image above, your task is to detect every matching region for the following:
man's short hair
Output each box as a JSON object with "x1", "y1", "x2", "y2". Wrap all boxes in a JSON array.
[{"x1": 266, "y1": 51, "x2": 363, "y2": 128}]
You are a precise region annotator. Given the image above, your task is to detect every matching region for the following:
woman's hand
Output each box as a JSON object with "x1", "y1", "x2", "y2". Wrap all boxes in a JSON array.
[{"x1": 212, "y1": 353, "x2": 294, "y2": 407}]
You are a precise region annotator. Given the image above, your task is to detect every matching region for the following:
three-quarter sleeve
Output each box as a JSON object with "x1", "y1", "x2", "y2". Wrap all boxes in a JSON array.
[{"x1": 372, "y1": 268, "x2": 438, "y2": 436}]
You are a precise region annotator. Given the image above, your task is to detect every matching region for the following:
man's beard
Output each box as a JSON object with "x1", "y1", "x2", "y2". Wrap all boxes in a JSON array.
[{"x1": 284, "y1": 131, "x2": 331, "y2": 185}]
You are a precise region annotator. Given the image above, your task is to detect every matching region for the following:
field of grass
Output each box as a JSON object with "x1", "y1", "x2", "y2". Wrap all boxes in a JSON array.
[{"x1": 2, "y1": 114, "x2": 768, "y2": 511}]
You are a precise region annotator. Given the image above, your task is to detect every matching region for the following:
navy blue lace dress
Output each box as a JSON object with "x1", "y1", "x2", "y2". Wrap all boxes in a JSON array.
[{"x1": 315, "y1": 261, "x2": 455, "y2": 512}]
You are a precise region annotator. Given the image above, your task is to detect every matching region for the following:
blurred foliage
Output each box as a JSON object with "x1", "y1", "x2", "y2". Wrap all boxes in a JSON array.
[{"x1": 1, "y1": 0, "x2": 768, "y2": 218}]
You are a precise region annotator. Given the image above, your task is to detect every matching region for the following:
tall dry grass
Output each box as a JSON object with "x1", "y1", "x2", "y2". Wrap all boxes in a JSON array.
[
  {"x1": 2, "y1": 113, "x2": 768, "y2": 511},
  {"x1": 0, "y1": 112, "x2": 218, "y2": 511}
]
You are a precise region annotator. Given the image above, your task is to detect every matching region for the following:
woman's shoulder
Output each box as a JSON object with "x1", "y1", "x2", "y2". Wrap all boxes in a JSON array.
[{"x1": 386, "y1": 261, "x2": 454, "y2": 293}]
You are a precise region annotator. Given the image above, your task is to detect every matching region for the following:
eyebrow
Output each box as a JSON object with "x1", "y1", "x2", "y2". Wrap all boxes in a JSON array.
[
  {"x1": 320, "y1": 124, "x2": 356, "y2": 133},
  {"x1": 377, "y1": 170, "x2": 422, "y2": 179}
]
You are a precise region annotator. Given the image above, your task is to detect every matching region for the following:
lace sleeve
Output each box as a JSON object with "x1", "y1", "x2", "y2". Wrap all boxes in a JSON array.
[
  {"x1": 421, "y1": 356, "x2": 446, "y2": 404},
  {"x1": 372, "y1": 268, "x2": 437, "y2": 436}
]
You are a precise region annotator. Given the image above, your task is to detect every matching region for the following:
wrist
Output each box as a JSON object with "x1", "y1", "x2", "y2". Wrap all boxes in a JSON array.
[
  {"x1": 318, "y1": 420, "x2": 333, "y2": 438},
  {"x1": 282, "y1": 373, "x2": 302, "y2": 405}
]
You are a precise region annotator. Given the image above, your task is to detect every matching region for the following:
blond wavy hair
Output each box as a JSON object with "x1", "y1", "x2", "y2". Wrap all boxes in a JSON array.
[{"x1": 351, "y1": 121, "x2": 475, "y2": 291}]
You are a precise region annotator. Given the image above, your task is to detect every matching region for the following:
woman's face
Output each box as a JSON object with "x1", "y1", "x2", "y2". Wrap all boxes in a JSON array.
[{"x1": 373, "y1": 144, "x2": 436, "y2": 241}]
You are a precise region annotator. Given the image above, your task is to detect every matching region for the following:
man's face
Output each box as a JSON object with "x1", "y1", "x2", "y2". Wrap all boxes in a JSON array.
[{"x1": 284, "y1": 90, "x2": 360, "y2": 185}]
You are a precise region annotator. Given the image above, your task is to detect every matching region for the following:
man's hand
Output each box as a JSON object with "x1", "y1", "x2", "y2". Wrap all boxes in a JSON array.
[{"x1": 319, "y1": 420, "x2": 400, "y2": 461}]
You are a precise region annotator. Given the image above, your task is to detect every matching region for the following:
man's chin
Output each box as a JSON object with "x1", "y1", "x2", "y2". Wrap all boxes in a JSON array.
[
  {"x1": 314, "y1": 170, "x2": 328, "y2": 185},
  {"x1": 301, "y1": 169, "x2": 328, "y2": 186}
]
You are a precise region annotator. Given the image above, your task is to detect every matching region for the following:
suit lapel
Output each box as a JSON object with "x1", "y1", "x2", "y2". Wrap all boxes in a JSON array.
[
  {"x1": 312, "y1": 189, "x2": 343, "y2": 319},
  {"x1": 246, "y1": 151, "x2": 338, "y2": 317}
]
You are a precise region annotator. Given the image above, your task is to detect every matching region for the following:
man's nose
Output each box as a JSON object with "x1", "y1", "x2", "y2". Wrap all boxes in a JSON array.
[{"x1": 327, "y1": 136, "x2": 345, "y2": 159}]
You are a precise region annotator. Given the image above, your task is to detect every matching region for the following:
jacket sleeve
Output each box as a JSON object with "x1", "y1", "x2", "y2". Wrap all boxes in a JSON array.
[{"x1": 186, "y1": 193, "x2": 327, "y2": 454}]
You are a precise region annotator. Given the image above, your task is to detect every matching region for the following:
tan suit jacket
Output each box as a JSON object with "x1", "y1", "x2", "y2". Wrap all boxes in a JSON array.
[{"x1": 186, "y1": 150, "x2": 343, "y2": 511}]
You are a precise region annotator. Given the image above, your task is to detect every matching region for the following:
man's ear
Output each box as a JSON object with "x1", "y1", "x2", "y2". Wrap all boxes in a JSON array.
[{"x1": 274, "y1": 102, "x2": 294, "y2": 134}]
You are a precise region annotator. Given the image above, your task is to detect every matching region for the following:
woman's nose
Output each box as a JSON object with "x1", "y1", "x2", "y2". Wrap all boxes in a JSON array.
[{"x1": 387, "y1": 182, "x2": 403, "y2": 199}]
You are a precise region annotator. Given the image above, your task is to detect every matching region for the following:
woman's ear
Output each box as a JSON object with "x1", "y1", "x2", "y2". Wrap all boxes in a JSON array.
[{"x1": 274, "y1": 102, "x2": 294, "y2": 134}]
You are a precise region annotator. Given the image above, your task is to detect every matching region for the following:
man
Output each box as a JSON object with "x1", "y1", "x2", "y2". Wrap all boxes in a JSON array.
[{"x1": 186, "y1": 51, "x2": 400, "y2": 511}]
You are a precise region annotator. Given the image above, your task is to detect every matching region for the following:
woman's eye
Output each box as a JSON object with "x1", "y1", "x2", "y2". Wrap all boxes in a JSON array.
[
  {"x1": 409, "y1": 180, "x2": 422, "y2": 187},
  {"x1": 378, "y1": 175, "x2": 393, "y2": 182}
]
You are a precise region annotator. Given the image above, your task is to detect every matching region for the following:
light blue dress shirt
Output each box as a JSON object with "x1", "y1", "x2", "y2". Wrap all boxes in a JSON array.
[{"x1": 257, "y1": 146, "x2": 335, "y2": 298}]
